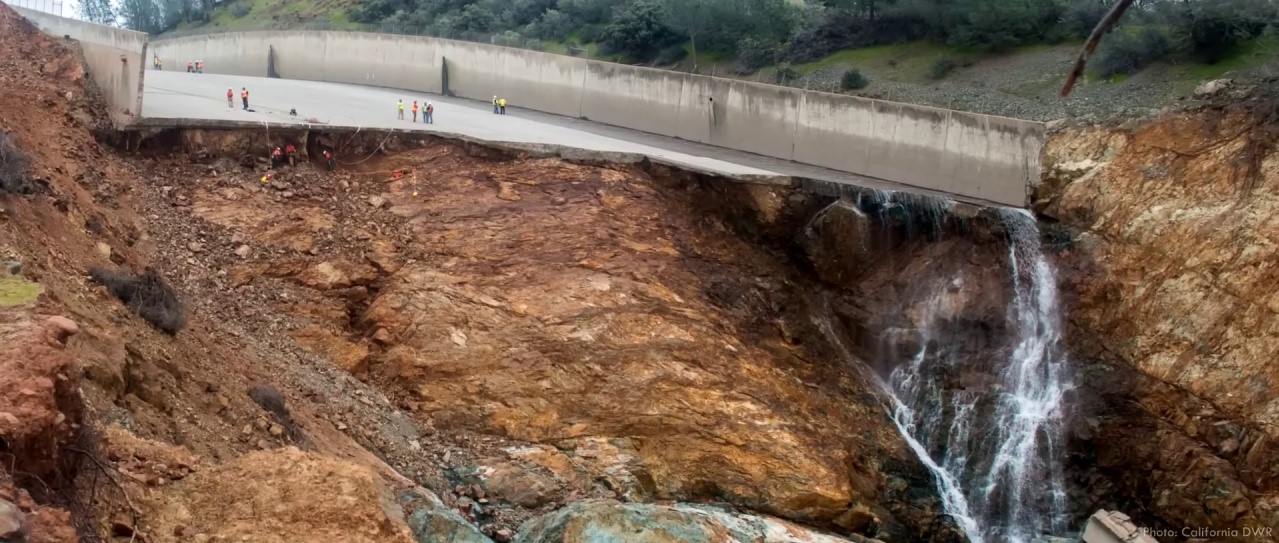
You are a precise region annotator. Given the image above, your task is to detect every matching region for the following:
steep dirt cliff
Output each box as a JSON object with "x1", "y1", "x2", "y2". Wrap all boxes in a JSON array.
[{"x1": 1037, "y1": 97, "x2": 1279, "y2": 540}]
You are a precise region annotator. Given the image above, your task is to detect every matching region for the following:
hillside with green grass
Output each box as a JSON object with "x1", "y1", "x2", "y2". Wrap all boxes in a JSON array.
[{"x1": 137, "y1": 0, "x2": 1279, "y2": 120}]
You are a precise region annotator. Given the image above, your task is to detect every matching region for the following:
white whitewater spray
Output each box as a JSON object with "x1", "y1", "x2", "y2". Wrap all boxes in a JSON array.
[
  {"x1": 891, "y1": 209, "x2": 1070, "y2": 542},
  {"x1": 815, "y1": 206, "x2": 1071, "y2": 543}
]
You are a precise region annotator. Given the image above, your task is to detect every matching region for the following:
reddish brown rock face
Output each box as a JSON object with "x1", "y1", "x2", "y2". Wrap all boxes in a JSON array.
[
  {"x1": 1038, "y1": 102, "x2": 1279, "y2": 537},
  {"x1": 188, "y1": 145, "x2": 945, "y2": 536}
]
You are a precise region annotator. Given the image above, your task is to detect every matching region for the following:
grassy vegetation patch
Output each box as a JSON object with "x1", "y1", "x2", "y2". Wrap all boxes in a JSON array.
[
  {"x1": 793, "y1": 41, "x2": 968, "y2": 83},
  {"x1": 1187, "y1": 33, "x2": 1279, "y2": 80},
  {"x1": 0, "y1": 275, "x2": 42, "y2": 308}
]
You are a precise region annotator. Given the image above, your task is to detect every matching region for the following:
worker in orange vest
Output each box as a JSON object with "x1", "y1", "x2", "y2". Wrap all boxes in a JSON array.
[
  {"x1": 226, "y1": 87, "x2": 233, "y2": 108},
  {"x1": 411, "y1": 100, "x2": 419, "y2": 122},
  {"x1": 241, "y1": 87, "x2": 249, "y2": 110},
  {"x1": 186, "y1": 60, "x2": 193, "y2": 72}
]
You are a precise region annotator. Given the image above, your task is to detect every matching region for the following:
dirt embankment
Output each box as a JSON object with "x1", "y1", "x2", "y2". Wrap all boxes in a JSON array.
[
  {"x1": 1037, "y1": 97, "x2": 1279, "y2": 540},
  {"x1": 0, "y1": 4, "x2": 476, "y2": 541}
]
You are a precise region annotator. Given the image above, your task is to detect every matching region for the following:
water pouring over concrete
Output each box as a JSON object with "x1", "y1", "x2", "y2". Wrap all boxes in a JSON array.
[
  {"x1": 883, "y1": 209, "x2": 1071, "y2": 542},
  {"x1": 811, "y1": 197, "x2": 1073, "y2": 543}
]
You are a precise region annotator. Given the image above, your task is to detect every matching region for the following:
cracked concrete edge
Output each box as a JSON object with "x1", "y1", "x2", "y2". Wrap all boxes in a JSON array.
[
  {"x1": 120, "y1": 117, "x2": 1004, "y2": 208},
  {"x1": 122, "y1": 117, "x2": 799, "y2": 185}
]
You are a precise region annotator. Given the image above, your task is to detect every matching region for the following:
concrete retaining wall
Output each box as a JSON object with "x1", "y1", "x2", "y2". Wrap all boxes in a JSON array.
[
  {"x1": 152, "y1": 31, "x2": 1043, "y2": 206},
  {"x1": 13, "y1": 6, "x2": 147, "y2": 125}
]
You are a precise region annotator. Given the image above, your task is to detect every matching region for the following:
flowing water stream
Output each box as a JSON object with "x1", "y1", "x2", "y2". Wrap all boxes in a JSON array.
[{"x1": 812, "y1": 201, "x2": 1072, "y2": 543}]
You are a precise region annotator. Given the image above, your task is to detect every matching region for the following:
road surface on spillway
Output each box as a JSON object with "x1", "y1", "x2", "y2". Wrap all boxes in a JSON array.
[{"x1": 141, "y1": 71, "x2": 976, "y2": 203}]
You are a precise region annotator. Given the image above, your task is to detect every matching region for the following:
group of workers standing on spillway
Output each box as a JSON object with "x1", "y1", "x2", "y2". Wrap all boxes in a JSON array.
[
  {"x1": 227, "y1": 87, "x2": 251, "y2": 110},
  {"x1": 151, "y1": 56, "x2": 206, "y2": 73},
  {"x1": 153, "y1": 62, "x2": 526, "y2": 171},
  {"x1": 397, "y1": 99, "x2": 436, "y2": 124}
]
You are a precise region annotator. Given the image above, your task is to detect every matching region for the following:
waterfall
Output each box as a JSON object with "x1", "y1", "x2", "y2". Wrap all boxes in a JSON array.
[
  {"x1": 890, "y1": 209, "x2": 1070, "y2": 542},
  {"x1": 812, "y1": 204, "x2": 1072, "y2": 543}
]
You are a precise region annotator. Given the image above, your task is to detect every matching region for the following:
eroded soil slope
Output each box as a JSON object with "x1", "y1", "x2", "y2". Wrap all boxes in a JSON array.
[{"x1": 1, "y1": 5, "x2": 439, "y2": 541}]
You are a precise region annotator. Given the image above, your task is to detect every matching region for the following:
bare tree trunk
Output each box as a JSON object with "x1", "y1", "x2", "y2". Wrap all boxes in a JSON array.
[
  {"x1": 1060, "y1": 0, "x2": 1136, "y2": 97},
  {"x1": 691, "y1": 34, "x2": 698, "y2": 73}
]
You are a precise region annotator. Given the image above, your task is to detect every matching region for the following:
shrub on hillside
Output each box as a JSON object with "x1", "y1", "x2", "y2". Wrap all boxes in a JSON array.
[
  {"x1": 946, "y1": 0, "x2": 1065, "y2": 51},
  {"x1": 230, "y1": 3, "x2": 250, "y2": 18},
  {"x1": 840, "y1": 68, "x2": 869, "y2": 90},
  {"x1": 1179, "y1": 0, "x2": 1276, "y2": 63},
  {"x1": 1062, "y1": 0, "x2": 1110, "y2": 38},
  {"x1": 0, "y1": 132, "x2": 34, "y2": 195},
  {"x1": 775, "y1": 63, "x2": 800, "y2": 85},
  {"x1": 928, "y1": 56, "x2": 958, "y2": 80},
  {"x1": 600, "y1": 0, "x2": 680, "y2": 61},
  {"x1": 526, "y1": 9, "x2": 576, "y2": 40},
  {"x1": 733, "y1": 37, "x2": 781, "y2": 74},
  {"x1": 89, "y1": 266, "x2": 188, "y2": 335},
  {"x1": 784, "y1": 5, "x2": 930, "y2": 64},
  {"x1": 577, "y1": 23, "x2": 606, "y2": 43},
  {"x1": 1091, "y1": 26, "x2": 1174, "y2": 78},
  {"x1": 654, "y1": 44, "x2": 688, "y2": 65}
]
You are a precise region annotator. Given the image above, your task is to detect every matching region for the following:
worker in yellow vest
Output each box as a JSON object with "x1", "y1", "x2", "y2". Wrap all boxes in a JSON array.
[
  {"x1": 397, "y1": 99, "x2": 405, "y2": 120},
  {"x1": 498, "y1": 97, "x2": 507, "y2": 115}
]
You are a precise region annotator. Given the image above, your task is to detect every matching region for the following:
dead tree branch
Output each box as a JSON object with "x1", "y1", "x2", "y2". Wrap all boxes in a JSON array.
[{"x1": 1061, "y1": 0, "x2": 1137, "y2": 97}]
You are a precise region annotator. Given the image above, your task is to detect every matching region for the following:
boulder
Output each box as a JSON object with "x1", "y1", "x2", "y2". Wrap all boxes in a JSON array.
[
  {"x1": 474, "y1": 460, "x2": 562, "y2": 508},
  {"x1": 799, "y1": 200, "x2": 877, "y2": 287},
  {"x1": 401, "y1": 489, "x2": 494, "y2": 543},
  {"x1": 0, "y1": 499, "x2": 27, "y2": 542},
  {"x1": 142, "y1": 448, "x2": 415, "y2": 542},
  {"x1": 1192, "y1": 78, "x2": 1232, "y2": 98}
]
